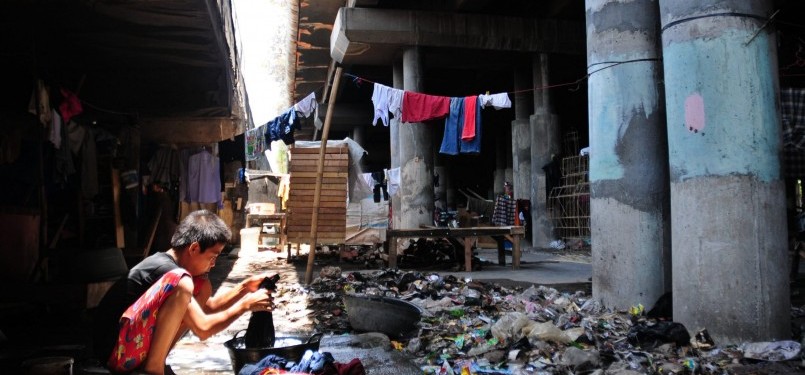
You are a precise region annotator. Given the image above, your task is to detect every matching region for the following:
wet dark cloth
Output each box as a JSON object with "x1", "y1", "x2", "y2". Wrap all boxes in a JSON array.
[
  {"x1": 543, "y1": 157, "x2": 561, "y2": 198},
  {"x1": 265, "y1": 108, "x2": 300, "y2": 148}
]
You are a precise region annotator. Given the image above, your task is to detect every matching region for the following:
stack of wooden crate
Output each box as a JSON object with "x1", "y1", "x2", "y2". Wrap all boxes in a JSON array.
[{"x1": 286, "y1": 144, "x2": 349, "y2": 244}]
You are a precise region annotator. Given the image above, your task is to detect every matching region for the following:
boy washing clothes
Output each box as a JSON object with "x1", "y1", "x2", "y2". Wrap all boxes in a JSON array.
[{"x1": 94, "y1": 210, "x2": 275, "y2": 374}]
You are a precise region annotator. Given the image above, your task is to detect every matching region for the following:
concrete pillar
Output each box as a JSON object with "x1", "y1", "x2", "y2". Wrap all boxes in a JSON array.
[
  {"x1": 659, "y1": 0, "x2": 789, "y2": 343},
  {"x1": 399, "y1": 47, "x2": 434, "y2": 229},
  {"x1": 434, "y1": 155, "x2": 447, "y2": 211},
  {"x1": 505, "y1": 135, "x2": 513, "y2": 188},
  {"x1": 587, "y1": 0, "x2": 671, "y2": 310},
  {"x1": 390, "y1": 60, "x2": 403, "y2": 229},
  {"x1": 494, "y1": 135, "x2": 506, "y2": 196},
  {"x1": 530, "y1": 53, "x2": 560, "y2": 248},
  {"x1": 511, "y1": 64, "x2": 532, "y2": 200}
]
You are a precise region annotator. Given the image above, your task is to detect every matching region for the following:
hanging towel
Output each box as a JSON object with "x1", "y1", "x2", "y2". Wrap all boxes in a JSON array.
[
  {"x1": 439, "y1": 97, "x2": 464, "y2": 155},
  {"x1": 401, "y1": 91, "x2": 450, "y2": 123},
  {"x1": 294, "y1": 92, "x2": 318, "y2": 118},
  {"x1": 460, "y1": 97, "x2": 482, "y2": 154},
  {"x1": 478, "y1": 93, "x2": 512, "y2": 110},
  {"x1": 461, "y1": 96, "x2": 478, "y2": 140}
]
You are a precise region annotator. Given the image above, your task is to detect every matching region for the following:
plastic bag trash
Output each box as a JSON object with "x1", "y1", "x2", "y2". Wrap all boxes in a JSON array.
[
  {"x1": 626, "y1": 321, "x2": 690, "y2": 350},
  {"x1": 549, "y1": 240, "x2": 565, "y2": 250},
  {"x1": 524, "y1": 321, "x2": 580, "y2": 344},
  {"x1": 740, "y1": 340, "x2": 801, "y2": 361},
  {"x1": 491, "y1": 312, "x2": 531, "y2": 343}
]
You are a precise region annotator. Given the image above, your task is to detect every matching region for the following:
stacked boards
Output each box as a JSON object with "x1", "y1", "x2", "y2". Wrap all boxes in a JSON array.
[{"x1": 286, "y1": 144, "x2": 348, "y2": 244}]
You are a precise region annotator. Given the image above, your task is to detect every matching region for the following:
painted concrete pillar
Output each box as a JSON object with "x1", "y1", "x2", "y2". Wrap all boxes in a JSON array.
[
  {"x1": 530, "y1": 53, "x2": 560, "y2": 247},
  {"x1": 512, "y1": 64, "x2": 532, "y2": 201},
  {"x1": 586, "y1": 0, "x2": 671, "y2": 310},
  {"x1": 505, "y1": 134, "x2": 513, "y2": 188},
  {"x1": 659, "y1": 0, "x2": 789, "y2": 343},
  {"x1": 399, "y1": 47, "x2": 434, "y2": 229},
  {"x1": 390, "y1": 60, "x2": 403, "y2": 229}
]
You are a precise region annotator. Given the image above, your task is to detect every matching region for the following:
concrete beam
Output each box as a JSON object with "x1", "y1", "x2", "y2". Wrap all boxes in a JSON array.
[
  {"x1": 331, "y1": 7, "x2": 585, "y2": 65},
  {"x1": 140, "y1": 117, "x2": 242, "y2": 145}
]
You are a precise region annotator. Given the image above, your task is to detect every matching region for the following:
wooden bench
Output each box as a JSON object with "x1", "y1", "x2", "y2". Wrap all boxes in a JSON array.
[{"x1": 386, "y1": 226, "x2": 525, "y2": 271}]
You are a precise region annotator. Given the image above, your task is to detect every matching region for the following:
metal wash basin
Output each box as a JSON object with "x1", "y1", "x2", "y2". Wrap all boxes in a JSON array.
[{"x1": 342, "y1": 294, "x2": 422, "y2": 339}]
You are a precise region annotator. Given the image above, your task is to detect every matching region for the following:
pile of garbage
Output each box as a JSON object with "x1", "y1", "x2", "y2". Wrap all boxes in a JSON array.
[{"x1": 301, "y1": 267, "x2": 803, "y2": 374}]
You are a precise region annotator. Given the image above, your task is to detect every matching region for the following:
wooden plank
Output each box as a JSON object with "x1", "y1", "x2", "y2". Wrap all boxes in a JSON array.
[
  {"x1": 286, "y1": 219, "x2": 345, "y2": 226},
  {"x1": 289, "y1": 165, "x2": 347, "y2": 172},
  {"x1": 290, "y1": 172, "x2": 348, "y2": 178},
  {"x1": 289, "y1": 207, "x2": 347, "y2": 214},
  {"x1": 292, "y1": 159, "x2": 349, "y2": 167},
  {"x1": 288, "y1": 232, "x2": 344, "y2": 238},
  {"x1": 291, "y1": 153, "x2": 349, "y2": 160},
  {"x1": 288, "y1": 194, "x2": 346, "y2": 202},
  {"x1": 291, "y1": 146, "x2": 348, "y2": 154},
  {"x1": 286, "y1": 200, "x2": 346, "y2": 208},
  {"x1": 289, "y1": 182, "x2": 347, "y2": 190},
  {"x1": 289, "y1": 183, "x2": 346, "y2": 190},
  {"x1": 111, "y1": 168, "x2": 125, "y2": 249},
  {"x1": 288, "y1": 225, "x2": 344, "y2": 232}
]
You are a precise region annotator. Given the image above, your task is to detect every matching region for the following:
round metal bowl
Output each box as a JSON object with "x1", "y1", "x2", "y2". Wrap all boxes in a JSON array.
[
  {"x1": 342, "y1": 294, "x2": 422, "y2": 339},
  {"x1": 224, "y1": 331, "x2": 322, "y2": 374}
]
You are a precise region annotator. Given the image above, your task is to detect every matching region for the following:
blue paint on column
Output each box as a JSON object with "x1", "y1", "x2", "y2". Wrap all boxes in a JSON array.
[{"x1": 664, "y1": 32, "x2": 780, "y2": 183}]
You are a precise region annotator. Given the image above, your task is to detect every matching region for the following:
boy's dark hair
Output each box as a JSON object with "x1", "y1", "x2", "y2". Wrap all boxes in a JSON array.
[{"x1": 171, "y1": 210, "x2": 231, "y2": 252}]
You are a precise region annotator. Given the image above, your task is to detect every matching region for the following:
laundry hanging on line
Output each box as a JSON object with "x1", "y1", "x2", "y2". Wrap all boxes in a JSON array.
[{"x1": 245, "y1": 92, "x2": 320, "y2": 161}]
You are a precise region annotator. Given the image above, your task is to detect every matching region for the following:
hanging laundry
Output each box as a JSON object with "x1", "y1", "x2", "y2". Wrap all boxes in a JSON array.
[
  {"x1": 49, "y1": 109, "x2": 62, "y2": 149},
  {"x1": 148, "y1": 146, "x2": 182, "y2": 190},
  {"x1": 185, "y1": 149, "x2": 222, "y2": 208},
  {"x1": 439, "y1": 97, "x2": 482, "y2": 155},
  {"x1": 386, "y1": 167, "x2": 400, "y2": 197},
  {"x1": 478, "y1": 92, "x2": 512, "y2": 109},
  {"x1": 264, "y1": 108, "x2": 299, "y2": 149},
  {"x1": 388, "y1": 87, "x2": 404, "y2": 120},
  {"x1": 59, "y1": 88, "x2": 83, "y2": 123},
  {"x1": 245, "y1": 127, "x2": 264, "y2": 161},
  {"x1": 371, "y1": 171, "x2": 388, "y2": 202},
  {"x1": 439, "y1": 97, "x2": 464, "y2": 155},
  {"x1": 401, "y1": 91, "x2": 450, "y2": 123},
  {"x1": 371, "y1": 83, "x2": 393, "y2": 126},
  {"x1": 294, "y1": 92, "x2": 318, "y2": 118},
  {"x1": 461, "y1": 96, "x2": 478, "y2": 140},
  {"x1": 459, "y1": 97, "x2": 482, "y2": 154},
  {"x1": 277, "y1": 175, "x2": 290, "y2": 210},
  {"x1": 28, "y1": 79, "x2": 52, "y2": 126}
]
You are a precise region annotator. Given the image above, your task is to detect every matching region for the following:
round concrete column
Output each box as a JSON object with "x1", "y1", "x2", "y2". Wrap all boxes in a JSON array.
[
  {"x1": 494, "y1": 135, "x2": 506, "y2": 196},
  {"x1": 399, "y1": 47, "x2": 434, "y2": 229},
  {"x1": 530, "y1": 53, "x2": 560, "y2": 248},
  {"x1": 587, "y1": 0, "x2": 671, "y2": 310},
  {"x1": 660, "y1": 0, "x2": 789, "y2": 343},
  {"x1": 512, "y1": 64, "x2": 532, "y2": 202},
  {"x1": 390, "y1": 60, "x2": 403, "y2": 229}
]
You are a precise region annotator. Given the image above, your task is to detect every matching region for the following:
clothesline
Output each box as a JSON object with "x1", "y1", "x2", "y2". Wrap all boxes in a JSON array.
[{"x1": 344, "y1": 57, "x2": 661, "y2": 95}]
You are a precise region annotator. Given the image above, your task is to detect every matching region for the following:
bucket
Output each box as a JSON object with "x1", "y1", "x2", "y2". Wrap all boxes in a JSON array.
[
  {"x1": 20, "y1": 356, "x2": 73, "y2": 375},
  {"x1": 224, "y1": 331, "x2": 322, "y2": 374},
  {"x1": 240, "y1": 228, "x2": 260, "y2": 255}
]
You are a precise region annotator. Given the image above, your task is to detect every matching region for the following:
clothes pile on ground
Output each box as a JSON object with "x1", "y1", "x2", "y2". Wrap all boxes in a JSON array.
[{"x1": 297, "y1": 267, "x2": 804, "y2": 374}]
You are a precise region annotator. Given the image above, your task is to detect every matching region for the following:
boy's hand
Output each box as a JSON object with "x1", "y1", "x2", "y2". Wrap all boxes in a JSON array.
[
  {"x1": 242, "y1": 273, "x2": 279, "y2": 293},
  {"x1": 243, "y1": 289, "x2": 274, "y2": 312}
]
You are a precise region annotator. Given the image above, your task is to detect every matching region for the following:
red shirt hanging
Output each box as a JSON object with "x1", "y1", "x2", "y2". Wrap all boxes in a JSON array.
[{"x1": 401, "y1": 91, "x2": 450, "y2": 123}]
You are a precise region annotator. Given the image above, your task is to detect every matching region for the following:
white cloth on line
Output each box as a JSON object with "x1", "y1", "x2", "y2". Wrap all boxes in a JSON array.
[
  {"x1": 386, "y1": 167, "x2": 400, "y2": 197},
  {"x1": 478, "y1": 93, "x2": 512, "y2": 110},
  {"x1": 371, "y1": 83, "x2": 393, "y2": 126},
  {"x1": 294, "y1": 92, "x2": 318, "y2": 118}
]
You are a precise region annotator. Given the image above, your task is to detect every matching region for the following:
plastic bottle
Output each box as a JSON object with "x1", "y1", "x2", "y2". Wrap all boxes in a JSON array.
[{"x1": 244, "y1": 274, "x2": 280, "y2": 348}]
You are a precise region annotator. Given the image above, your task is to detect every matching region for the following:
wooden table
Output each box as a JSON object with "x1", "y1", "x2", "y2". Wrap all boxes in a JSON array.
[
  {"x1": 245, "y1": 213, "x2": 287, "y2": 250},
  {"x1": 386, "y1": 226, "x2": 525, "y2": 271}
]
